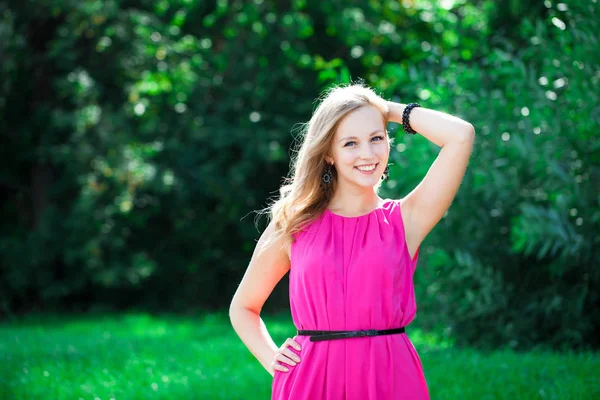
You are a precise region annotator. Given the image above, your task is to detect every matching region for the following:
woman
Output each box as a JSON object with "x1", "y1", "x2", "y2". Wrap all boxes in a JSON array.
[{"x1": 229, "y1": 83, "x2": 475, "y2": 399}]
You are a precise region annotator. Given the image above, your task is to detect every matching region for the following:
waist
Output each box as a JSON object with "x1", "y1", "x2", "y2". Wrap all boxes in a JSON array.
[{"x1": 297, "y1": 327, "x2": 406, "y2": 342}]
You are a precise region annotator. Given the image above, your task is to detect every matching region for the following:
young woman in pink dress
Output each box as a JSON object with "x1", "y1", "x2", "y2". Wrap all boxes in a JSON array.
[{"x1": 229, "y1": 83, "x2": 475, "y2": 399}]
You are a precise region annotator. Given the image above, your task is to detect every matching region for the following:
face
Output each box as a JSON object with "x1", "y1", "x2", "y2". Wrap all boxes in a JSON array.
[{"x1": 326, "y1": 105, "x2": 389, "y2": 188}]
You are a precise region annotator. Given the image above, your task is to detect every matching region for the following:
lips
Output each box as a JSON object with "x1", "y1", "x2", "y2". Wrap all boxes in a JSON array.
[{"x1": 354, "y1": 163, "x2": 378, "y2": 174}]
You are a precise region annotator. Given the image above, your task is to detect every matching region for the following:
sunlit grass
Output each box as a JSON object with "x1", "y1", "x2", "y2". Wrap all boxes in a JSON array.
[{"x1": 0, "y1": 311, "x2": 597, "y2": 399}]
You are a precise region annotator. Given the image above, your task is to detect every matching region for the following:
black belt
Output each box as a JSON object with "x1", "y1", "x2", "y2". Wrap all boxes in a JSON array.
[{"x1": 297, "y1": 327, "x2": 405, "y2": 342}]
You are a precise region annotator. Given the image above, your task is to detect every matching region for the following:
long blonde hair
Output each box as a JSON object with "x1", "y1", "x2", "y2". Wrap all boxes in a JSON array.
[{"x1": 256, "y1": 82, "x2": 391, "y2": 257}]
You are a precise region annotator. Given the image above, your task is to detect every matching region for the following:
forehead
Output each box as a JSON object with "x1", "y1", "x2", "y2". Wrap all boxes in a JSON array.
[{"x1": 335, "y1": 105, "x2": 385, "y2": 138}]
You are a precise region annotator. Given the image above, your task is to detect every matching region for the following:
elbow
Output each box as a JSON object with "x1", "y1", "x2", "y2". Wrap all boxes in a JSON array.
[
  {"x1": 469, "y1": 123, "x2": 475, "y2": 134},
  {"x1": 229, "y1": 304, "x2": 243, "y2": 328},
  {"x1": 229, "y1": 301, "x2": 258, "y2": 321},
  {"x1": 229, "y1": 300, "x2": 241, "y2": 321},
  {"x1": 229, "y1": 299, "x2": 242, "y2": 314},
  {"x1": 460, "y1": 123, "x2": 475, "y2": 142}
]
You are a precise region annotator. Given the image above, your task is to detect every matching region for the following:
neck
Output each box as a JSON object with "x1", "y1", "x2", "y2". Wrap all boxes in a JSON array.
[{"x1": 327, "y1": 191, "x2": 382, "y2": 214}]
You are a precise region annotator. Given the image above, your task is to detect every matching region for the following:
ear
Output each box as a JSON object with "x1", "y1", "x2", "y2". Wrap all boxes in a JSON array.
[{"x1": 324, "y1": 155, "x2": 333, "y2": 165}]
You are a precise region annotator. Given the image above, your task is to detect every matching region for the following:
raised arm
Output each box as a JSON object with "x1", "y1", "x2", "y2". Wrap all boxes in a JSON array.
[{"x1": 387, "y1": 101, "x2": 475, "y2": 258}]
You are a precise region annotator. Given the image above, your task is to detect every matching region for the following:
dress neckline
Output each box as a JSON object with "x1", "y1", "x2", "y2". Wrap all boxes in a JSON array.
[{"x1": 325, "y1": 199, "x2": 393, "y2": 219}]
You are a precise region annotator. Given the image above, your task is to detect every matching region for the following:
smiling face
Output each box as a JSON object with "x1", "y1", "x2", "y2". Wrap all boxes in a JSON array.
[{"x1": 325, "y1": 105, "x2": 389, "y2": 188}]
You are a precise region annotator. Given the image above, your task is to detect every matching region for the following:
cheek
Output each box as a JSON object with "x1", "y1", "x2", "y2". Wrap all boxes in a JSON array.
[
  {"x1": 337, "y1": 151, "x2": 356, "y2": 165},
  {"x1": 374, "y1": 146, "x2": 389, "y2": 157}
]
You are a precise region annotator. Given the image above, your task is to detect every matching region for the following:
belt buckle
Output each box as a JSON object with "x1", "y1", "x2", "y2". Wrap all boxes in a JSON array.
[{"x1": 365, "y1": 329, "x2": 378, "y2": 337}]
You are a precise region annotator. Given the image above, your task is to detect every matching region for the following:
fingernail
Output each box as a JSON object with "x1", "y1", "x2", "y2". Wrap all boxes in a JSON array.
[{"x1": 283, "y1": 367, "x2": 289, "y2": 371}]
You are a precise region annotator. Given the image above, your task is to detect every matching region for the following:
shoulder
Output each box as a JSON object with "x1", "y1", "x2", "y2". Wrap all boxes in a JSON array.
[
  {"x1": 251, "y1": 218, "x2": 292, "y2": 279},
  {"x1": 393, "y1": 197, "x2": 411, "y2": 220},
  {"x1": 392, "y1": 197, "x2": 421, "y2": 261},
  {"x1": 263, "y1": 218, "x2": 292, "y2": 263},
  {"x1": 391, "y1": 197, "x2": 414, "y2": 237},
  {"x1": 284, "y1": 240, "x2": 292, "y2": 262}
]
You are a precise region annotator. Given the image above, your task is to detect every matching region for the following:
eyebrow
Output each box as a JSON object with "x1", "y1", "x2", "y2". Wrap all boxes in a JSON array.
[{"x1": 339, "y1": 129, "x2": 385, "y2": 143}]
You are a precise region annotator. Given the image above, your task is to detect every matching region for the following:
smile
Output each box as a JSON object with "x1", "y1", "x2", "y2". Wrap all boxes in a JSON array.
[{"x1": 354, "y1": 163, "x2": 378, "y2": 174}]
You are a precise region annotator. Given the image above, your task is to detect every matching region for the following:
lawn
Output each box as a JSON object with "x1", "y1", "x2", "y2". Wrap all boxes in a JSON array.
[{"x1": 0, "y1": 311, "x2": 597, "y2": 399}]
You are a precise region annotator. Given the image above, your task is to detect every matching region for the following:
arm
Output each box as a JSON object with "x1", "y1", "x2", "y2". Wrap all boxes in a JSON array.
[
  {"x1": 387, "y1": 101, "x2": 475, "y2": 257},
  {"x1": 229, "y1": 219, "x2": 291, "y2": 377}
]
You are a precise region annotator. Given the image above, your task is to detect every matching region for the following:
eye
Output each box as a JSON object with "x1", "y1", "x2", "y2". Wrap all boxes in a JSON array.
[{"x1": 343, "y1": 136, "x2": 385, "y2": 147}]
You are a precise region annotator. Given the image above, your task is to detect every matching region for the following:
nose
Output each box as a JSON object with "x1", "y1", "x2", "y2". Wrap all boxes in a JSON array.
[{"x1": 358, "y1": 142, "x2": 376, "y2": 160}]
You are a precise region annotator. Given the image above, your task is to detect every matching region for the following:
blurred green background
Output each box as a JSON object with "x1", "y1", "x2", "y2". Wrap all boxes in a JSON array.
[{"x1": 0, "y1": 0, "x2": 598, "y2": 399}]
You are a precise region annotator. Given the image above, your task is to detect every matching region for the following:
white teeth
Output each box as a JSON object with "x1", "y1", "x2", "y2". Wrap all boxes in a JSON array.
[{"x1": 356, "y1": 164, "x2": 376, "y2": 172}]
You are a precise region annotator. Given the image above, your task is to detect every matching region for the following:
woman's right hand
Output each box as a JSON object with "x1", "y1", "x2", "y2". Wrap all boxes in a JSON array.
[{"x1": 270, "y1": 337, "x2": 302, "y2": 375}]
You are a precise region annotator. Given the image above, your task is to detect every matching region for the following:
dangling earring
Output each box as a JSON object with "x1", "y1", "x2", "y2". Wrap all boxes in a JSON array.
[
  {"x1": 321, "y1": 163, "x2": 333, "y2": 191},
  {"x1": 382, "y1": 164, "x2": 390, "y2": 182}
]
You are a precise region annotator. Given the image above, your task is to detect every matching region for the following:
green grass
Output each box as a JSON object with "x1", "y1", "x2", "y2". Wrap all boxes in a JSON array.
[{"x1": 0, "y1": 311, "x2": 597, "y2": 399}]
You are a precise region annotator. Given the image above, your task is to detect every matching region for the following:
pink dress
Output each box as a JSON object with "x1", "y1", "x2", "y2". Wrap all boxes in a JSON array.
[{"x1": 271, "y1": 199, "x2": 429, "y2": 400}]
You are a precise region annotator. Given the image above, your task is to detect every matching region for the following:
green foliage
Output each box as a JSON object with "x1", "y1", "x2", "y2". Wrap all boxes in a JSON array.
[
  {"x1": 0, "y1": 0, "x2": 321, "y2": 313},
  {"x1": 0, "y1": 0, "x2": 598, "y2": 350},
  {"x1": 369, "y1": 0, "x2": 600, "y2": 351}
]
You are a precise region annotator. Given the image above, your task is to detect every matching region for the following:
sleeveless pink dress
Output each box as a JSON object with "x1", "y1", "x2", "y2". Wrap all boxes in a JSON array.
[{"x1": 271, "y1": 199, "x2": 430, "y2": 399}]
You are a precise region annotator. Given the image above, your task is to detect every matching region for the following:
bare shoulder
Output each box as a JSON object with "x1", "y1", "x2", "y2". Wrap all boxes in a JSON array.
[
  {"x1": 284, "y1": 240, "x2": 292, "y2": 262},
  {"x1": 397, "y1": 197, "x2": 413, "y2": 233},
  {"x1": 397, "y1": 197, "x2": 421, "y2": 261},
  {"x1": 229, "y1": 218, "x2": 291, "y2": 314}
]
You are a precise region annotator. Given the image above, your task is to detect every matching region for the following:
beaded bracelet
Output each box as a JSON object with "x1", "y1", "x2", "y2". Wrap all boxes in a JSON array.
[{"x1": 402, "y1": 103, "x2": 421, "y2": 134}]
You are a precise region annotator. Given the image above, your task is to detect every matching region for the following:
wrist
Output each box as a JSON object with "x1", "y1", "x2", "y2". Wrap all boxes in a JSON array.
[
  {"x1": 386, "y1": 101, "x2": 406, "y2": 124},
  {"x1": 401, "y1": 103, "x2": 421, "y2": 135}
]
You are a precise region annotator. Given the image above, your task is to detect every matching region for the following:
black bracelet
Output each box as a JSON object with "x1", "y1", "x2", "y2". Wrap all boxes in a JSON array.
[{"x1": 402, "y1": 103, "x2": 421, "y2": 134}]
